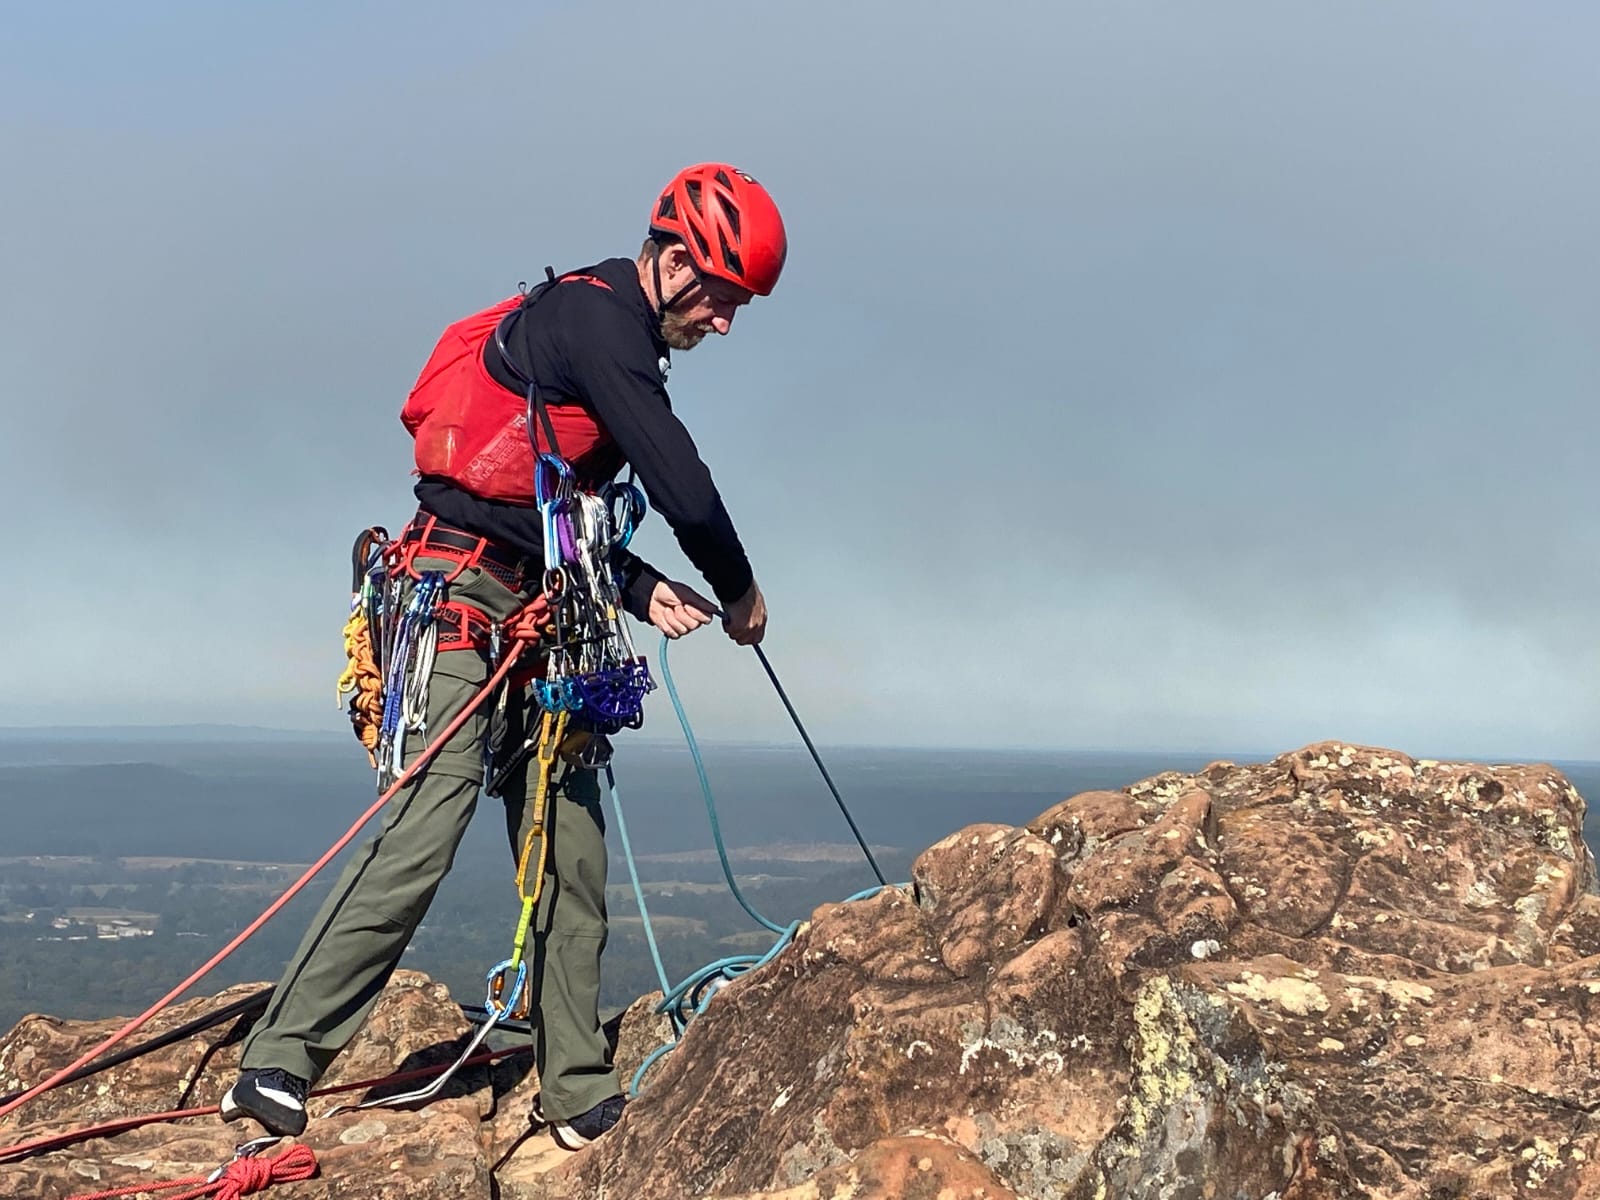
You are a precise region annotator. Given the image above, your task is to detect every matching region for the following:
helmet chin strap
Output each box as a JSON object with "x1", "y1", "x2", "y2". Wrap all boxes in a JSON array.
[{"x1": 650, "y1": 239, "x2": 701, "y2": 321}]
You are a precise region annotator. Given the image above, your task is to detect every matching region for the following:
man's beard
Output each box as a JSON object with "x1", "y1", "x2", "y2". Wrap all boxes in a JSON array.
[{"x1": 661, "y1": 309, "x2": 708, "y2": 352}]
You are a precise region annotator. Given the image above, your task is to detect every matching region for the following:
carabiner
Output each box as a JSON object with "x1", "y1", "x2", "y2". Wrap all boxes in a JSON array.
[
  {"x1": 207, "y1": 1136, "x2": 283, "y2": 1182},
  {"x1": 485, "y1": 958, "x2": 528, "y2": 1020},
  {"x1": 534, "y1": 453, "x2": 574, "y2": 508}
]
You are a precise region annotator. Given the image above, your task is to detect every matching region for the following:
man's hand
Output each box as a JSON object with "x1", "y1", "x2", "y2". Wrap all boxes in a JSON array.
[
  {"x1": 647, "y1": 579, "x2": 716, "y2": 639},
  {"x1": 722, "y1": 580, "x2": 767, "y2": 646}
]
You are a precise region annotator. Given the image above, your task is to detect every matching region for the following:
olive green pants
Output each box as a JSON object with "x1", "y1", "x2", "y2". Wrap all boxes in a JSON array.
[{"x1": 241, "y1": 558, "x2": 620, "y2": 1121}]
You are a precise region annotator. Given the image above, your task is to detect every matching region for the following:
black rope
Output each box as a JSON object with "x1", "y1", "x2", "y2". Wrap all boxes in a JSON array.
[
  {"x1": 751, "y1": 644, "x2": 887, "y2": 886},
  {"x1": 0, "y1": 986, "x2": 272, "y2": 1107},
  {"x1": 0, "y1": 990, "x2": 537, "y2": 1109}
]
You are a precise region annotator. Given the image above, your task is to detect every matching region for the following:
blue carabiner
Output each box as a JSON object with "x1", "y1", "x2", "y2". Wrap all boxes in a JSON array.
[
  {"x1": 484, "y1": 958, "x2": 527, "y2": 1019},
  {"x1": 604, "y1": 481, "x2": 648, "y2": 550},
  {"x1": 534, "y1": 453, "x2": 574, "y2": 508}
]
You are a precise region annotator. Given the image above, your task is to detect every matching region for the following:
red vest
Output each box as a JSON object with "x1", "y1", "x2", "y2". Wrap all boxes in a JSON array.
[{"x1": 400, "y1": 281, "x2": 621, "y2": 503}]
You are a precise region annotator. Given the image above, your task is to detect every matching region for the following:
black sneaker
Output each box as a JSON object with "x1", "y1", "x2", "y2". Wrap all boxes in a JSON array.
[
  {"x1": 219, "y1": 1067, "x2": 310, "y2": 1136},
  {"x1": 541, "y1": 1093, "x2": 627, "y2": 1150}
]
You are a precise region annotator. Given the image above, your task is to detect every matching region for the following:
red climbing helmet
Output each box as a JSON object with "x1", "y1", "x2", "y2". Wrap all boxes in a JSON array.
[{"x1": 649, "y1": 163, "x2": 788, "y2": 296}]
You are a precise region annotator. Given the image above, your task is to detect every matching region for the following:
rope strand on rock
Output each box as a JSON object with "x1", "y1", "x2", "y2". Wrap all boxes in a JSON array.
[
  {"x1": 0, "y1": 1046, "x2": 531, "y2": 1164},
  {"x1": 63, "y1": 1143, "x2": 317, "y2": 1200}
]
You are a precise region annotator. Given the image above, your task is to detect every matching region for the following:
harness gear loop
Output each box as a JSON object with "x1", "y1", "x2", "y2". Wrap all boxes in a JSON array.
[{"x1": 398, "y1": 514, "x2": 483, "y2": 583}]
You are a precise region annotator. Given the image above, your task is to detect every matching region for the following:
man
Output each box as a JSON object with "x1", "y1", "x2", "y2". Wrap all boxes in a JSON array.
[{"x1": 221, "y1": 163, "x2": 786, "y2": 1150}]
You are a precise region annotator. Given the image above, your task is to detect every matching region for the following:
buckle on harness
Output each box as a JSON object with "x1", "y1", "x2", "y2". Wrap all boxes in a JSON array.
[{"x1": 434, "y1": 601, "x2": 494, "y2": 652}]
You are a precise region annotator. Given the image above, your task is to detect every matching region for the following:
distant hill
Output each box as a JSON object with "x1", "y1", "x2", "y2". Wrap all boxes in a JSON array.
[
  {"x1": 0, "y1": 758, "x2": 366, "y2": 860},
  {"x1": 2, "y1": 735, "x2": 1596, "y2": 873},
  {"x1": 0, "y1": 724, "x2": 343, "y2": 743},
  {"x1": 0, "y1": 737, "x2": 1225, "y2": 866}
]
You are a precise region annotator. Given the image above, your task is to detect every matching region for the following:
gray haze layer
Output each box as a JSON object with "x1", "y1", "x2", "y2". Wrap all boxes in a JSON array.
[{"x1": 2, "y1": 2, "x2": 1596, "y2": 757}]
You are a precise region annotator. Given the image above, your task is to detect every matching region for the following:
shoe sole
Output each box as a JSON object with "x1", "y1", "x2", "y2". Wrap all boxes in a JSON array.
[
  {"x1": 219, "y1": 1084, "x2": 308, "y2": 1137},
  {"x1": 533, "y1": 1101, "x2": 603, "y2": 1151},
  {"x1": 548, "y1": 1122, "x2": 596, "y2": 1151}
]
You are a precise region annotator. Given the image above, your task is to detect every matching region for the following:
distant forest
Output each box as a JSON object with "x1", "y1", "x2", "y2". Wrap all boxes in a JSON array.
[{"x1": 0, "y1": 849, "x2": 913, "y2": 1030}]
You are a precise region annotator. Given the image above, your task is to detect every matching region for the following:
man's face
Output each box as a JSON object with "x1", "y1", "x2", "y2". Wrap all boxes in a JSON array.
[{"x1": 658, "y1": 250, "x2": 754, "y2": 351}]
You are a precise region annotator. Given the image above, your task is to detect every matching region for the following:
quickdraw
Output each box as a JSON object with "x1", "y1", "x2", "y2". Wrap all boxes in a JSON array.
[
  {"x1": 374, "y1": 570, "x2": 447, "y2": 786},
  {"x1": 486, "y1": 707, "x2": 568, "y2": 1021}
]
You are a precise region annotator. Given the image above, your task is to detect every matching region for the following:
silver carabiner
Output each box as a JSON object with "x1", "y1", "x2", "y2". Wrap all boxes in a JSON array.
[{"x1": 207, "y1": 1135, "x2": 283, "y2": 1182}]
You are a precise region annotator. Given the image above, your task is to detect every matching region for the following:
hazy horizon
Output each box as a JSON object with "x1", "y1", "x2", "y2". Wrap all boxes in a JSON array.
[{"x1": 1, "y1": 722, "x2": 1597, "y2": 771}]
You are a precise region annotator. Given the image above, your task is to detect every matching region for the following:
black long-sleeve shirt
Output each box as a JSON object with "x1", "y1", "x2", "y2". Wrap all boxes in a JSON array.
[{"x1": 413, "y1": 256, "x2": 754, "y2": 616}]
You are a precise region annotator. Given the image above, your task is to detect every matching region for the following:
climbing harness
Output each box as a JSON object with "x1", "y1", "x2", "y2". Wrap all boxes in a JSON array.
[{"x1": 345, "y1": 274, "x2": 656, "y2": 784}]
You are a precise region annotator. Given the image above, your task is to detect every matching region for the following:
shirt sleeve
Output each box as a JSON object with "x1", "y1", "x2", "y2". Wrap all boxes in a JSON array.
[
  {"x1": 554, "y1": 292, "x2": 755, "y2": 604},
  {"x1": 613, "y1": 549, "x2": 666, "y2": 621}
]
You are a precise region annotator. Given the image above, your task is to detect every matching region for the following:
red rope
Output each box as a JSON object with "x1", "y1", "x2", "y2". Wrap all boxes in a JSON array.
[
  {"x1": 0, "y1": 1045, "x2": 530, "y2": 1163},
  {"x1": 0, "y1": 641, "x2": 528, "y2": 1127},
  {"x1": 64, "y1": 1143, "x2": 317, "y2": 1200}
]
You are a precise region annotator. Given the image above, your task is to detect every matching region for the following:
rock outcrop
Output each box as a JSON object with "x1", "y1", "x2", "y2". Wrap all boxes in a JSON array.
[{"x1": 6, "y1": 742, "x2": 1600, "y2": 1199}]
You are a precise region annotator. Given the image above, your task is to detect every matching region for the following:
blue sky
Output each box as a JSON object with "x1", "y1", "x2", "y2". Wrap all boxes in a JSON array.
[{"x1": 2, "y1": 3, "x2": 1596, "y2": 758}]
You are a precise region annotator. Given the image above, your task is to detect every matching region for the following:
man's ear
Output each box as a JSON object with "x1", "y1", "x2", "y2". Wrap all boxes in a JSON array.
[{"x1": 659, "y1": 240, "x2": 695, "y2": 276}]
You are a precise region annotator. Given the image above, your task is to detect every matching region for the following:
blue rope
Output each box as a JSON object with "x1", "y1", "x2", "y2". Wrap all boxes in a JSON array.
[
  {"x1": 606, "y1": 633, "x2": 903, "y2": 1096},
  {"x1": 604, "y1": 765, "x2": 674, "y2": 1006},
  {"x1": 658, "y1": 637, "x2": 787, "y2": 936}
]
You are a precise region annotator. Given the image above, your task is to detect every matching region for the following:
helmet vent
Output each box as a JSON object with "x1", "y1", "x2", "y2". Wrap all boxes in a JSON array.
[
  {"x1": 688, "y1": 224, "x2": 712, "y2": 263},
  {"x1": 718, "y1": 230, "x2": 742, "y2": 278}
]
